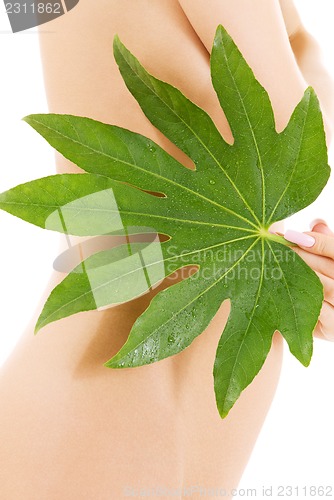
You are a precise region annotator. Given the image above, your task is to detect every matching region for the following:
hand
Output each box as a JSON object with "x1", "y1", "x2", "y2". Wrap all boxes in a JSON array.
[{"x1": 283, "y1": 219, "x2": 334, "y2": 342}]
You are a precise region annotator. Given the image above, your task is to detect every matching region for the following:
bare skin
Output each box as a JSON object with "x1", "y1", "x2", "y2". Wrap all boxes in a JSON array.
[{"x1": 0, "y1": 1, "x2": 333, "y2": 498}]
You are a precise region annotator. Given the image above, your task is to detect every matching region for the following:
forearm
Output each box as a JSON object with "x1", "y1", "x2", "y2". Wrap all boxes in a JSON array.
[
  {"x1": 178, "y1": 0, "x2": 334, "y2": 147},
  {"x1": 177, "y1": 0, "x2": 311, "y2": 134},
  {"x1": 290, "y1": 27, "x2": 334, "y2": 145}
]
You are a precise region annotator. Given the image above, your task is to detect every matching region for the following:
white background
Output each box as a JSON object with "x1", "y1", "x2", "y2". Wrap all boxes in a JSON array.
[{"x1": 0, "y1": 1, "x2": 333, "y2": 497}]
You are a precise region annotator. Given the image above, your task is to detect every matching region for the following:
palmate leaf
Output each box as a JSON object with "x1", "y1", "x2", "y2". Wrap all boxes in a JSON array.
[{"x1": 0, "y1": 25, "x2": 330, "y2": 418}]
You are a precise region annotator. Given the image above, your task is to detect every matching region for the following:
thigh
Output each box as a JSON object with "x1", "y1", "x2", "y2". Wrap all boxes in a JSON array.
[
  {"x1": 0, "y1": 2, "x2": 284, "y2": 498},
  {"x1": 0, "y1": 301, "x2": 283, "y2": 499}
]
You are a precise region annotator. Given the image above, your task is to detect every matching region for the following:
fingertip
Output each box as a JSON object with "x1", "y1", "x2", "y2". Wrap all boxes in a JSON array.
[
  {"x1": 310, "y1": 218, "x2": 326, "y2": 230},
  {"x1": 268, "y1": 221, "x2": 285, "y2": 237},
  {"x1": 310, "y1": 219, "x2": 334, "y2": 236}
]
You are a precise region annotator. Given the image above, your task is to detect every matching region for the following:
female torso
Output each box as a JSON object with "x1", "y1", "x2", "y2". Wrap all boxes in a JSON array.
[{"x1": 0, "y1": 1, "x2": 309, "y2": 497}]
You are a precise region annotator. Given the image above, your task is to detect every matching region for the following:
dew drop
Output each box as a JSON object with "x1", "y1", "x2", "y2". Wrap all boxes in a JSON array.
[
  {"x1": 209, "y1": 179, "x2": 216, "y2": 185},
  {"x1": 168, "y1": 334, "x2": 176, "y2": 345}
]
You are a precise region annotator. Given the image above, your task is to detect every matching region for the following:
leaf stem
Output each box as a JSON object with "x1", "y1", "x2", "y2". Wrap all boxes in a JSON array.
[{"x1": 258, "y1": 228, "x2": 296, "y2": 247}]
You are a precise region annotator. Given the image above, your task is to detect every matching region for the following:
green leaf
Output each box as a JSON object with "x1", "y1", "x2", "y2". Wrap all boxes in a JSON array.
[
  {"x1": 34, "y1": 240, "x2": 181, "y2": 333},
  {"x1": 0, "y1": 24, "x2": 330, "y2": 418}
]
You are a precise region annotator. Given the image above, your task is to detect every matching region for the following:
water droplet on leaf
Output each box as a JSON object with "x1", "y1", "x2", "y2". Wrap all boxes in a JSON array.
[{"x1": 168, "y1": 334, "x2": 176, "y2": 345}]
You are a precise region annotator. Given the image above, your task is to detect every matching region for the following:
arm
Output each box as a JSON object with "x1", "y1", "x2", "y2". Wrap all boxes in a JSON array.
[
  {"x1": 280, "y1": 0, "x2": 334, "y2": 143},
  {"x1": 177, "y1": 0, "x2": 333, "y2": 145},
  {"x1": 177, "y1": 0, "x2": 334, "y2": 342}
]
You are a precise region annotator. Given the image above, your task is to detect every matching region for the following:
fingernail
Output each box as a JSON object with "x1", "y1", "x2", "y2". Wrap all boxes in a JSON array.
[
  {"x1": 284, "y1": 229, "x2": 316, "y2": 248},
  {"x1": 309, "y1": 218, "x2": 327, "y2": 230}
]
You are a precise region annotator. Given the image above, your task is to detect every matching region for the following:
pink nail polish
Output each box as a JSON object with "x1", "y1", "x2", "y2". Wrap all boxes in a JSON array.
[{"x1": 284, "y1": 229, "x2": 315, "y2": 248}]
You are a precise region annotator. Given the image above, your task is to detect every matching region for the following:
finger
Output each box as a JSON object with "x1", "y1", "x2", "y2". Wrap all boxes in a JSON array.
[
  {"x1": 314, "y1": 271, "x2": 334, "y2": 307},
  {"x1": 284, "y1": 228, "x2": 334, "y2": 259},
  {"x1": 269, "y1": 220, "x2": 285, "y2": 234},
  {"x1": 310, "y1": 219, "x2": 334, "y2": 236},
  {"x1": 314, "y1": 301, "x2": 334, "y2": 342},
  {"x1": 291, "y1": 247, "x2": 334, "y2": 280}
]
